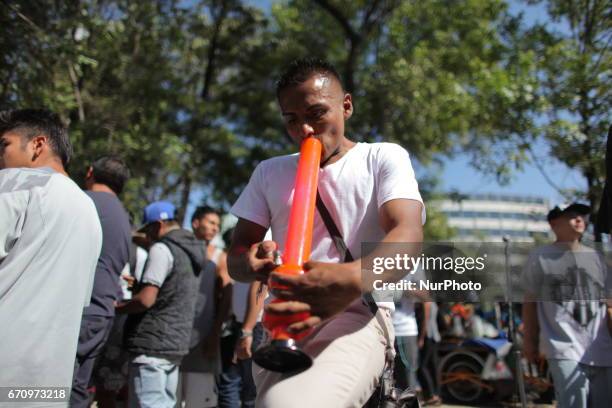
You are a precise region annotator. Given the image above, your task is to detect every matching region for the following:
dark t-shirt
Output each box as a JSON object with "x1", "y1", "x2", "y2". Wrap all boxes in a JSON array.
[{"x1": 84, "y1": 191, "x2": 132, "y2": 317}]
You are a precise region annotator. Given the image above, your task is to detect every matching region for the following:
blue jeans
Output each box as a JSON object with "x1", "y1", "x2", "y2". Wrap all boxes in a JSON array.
[
  {"x1": 583, "y1": 364, "x2": 612, "y2": 408},
  {"x1": 394, "y1": 335, "x2": 419, "y2": 390},
  {"x1": 548, "y1": 359, "x2": 588, "y2": 408},
  {"x1": 128, "y1": 357, "x2": 179, "y2": 408},
  {"x1": 217, "y1": 322, "x2": 264, "y2": 408},
  {"x1": 547, "y1": 359, "x2": 612, "y2": 408},
  {"x1": 70, "y1": 315, "x2": 114, "y2": 408}
]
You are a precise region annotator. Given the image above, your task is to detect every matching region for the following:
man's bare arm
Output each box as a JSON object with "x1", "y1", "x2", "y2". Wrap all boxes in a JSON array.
[
  {"x1": 201, "y1": 252, "x2": 233, "y2": 357},
  {"x1": 358, "y1": 198, "x2": 424, "y2": 288},
  {"x1": 235, "y1": 281, "x2": 267, "y2": 360},
  {"x1": 116, "y1": 285, "x2": 159, "y2": 314},
  {"x1": 213, "y1": 252, "x2": 233, "y2": 335},
  {"x1": 227, "y1": 218, "x2": 272, "y2": 282},
  {"x1": 418, "y1": 301, "x2": 431, "y2": 348},
  {"x1": 522, "y1": 292, "x2": 540, "y2": 363}
]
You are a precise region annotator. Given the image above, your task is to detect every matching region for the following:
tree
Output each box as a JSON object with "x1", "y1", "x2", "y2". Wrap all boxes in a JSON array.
[
  {"x1": 0, "y1": 0, "x2": 276, "y2": 221},
  {"x1": 521, "y1": 0, "x2": 610, "y2": 229}
]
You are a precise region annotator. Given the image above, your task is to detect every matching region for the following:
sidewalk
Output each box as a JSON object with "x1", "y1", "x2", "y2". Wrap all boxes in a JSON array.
[{"x1": 440, "y1": 403, "x2": 554, "y2": 408}]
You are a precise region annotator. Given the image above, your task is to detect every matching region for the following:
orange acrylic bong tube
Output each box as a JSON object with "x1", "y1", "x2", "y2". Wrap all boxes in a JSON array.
[{"x1": 252, "y1": 136, "x2": 321, "y2": 372}]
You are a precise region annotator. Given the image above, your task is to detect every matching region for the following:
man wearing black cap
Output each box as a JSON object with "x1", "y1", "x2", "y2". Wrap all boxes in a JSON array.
[
  {"x1": 117, "y1": 201, "x2": 204, "y2": 408},
  {"x1": 523, "y1": 203, "x2": 612, "y2": 408}
]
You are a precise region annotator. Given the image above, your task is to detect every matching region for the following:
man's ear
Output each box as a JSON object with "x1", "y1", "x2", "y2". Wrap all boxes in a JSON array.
[
  {"x1": 192, "y1": 218, "x2": 199, "y2": 231},
  {"x1": 343, "y1": 93, "x2": 353, "y2": 120},
  {"x1": 30, "y1": 135, "x2": 47, "y2": 161},
  {"x1": 85, "y1": 166, "x2": 94, "y2": 180}
]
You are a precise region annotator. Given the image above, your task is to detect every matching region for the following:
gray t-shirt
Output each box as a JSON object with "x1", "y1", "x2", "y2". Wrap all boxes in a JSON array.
[
  {"x1": 522, "y1": 243, "x2": 612, "y2": 366},
  {"x1": 0, "y1": 168, "x2": 102, "y2": 398},
  {"x1": 84, "y1": 191, "x2": 131, "y2": 317}
]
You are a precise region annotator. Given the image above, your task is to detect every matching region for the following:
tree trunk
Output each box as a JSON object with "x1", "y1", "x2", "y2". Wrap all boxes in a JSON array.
[{"x1": 177, "y1": 169, "x2": 192, "y2": 225}]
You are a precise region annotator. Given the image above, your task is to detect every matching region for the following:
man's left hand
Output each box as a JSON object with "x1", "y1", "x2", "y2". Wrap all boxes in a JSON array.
[{"x1": 267, "y1": 261, "x2": 361, "y2": 332}]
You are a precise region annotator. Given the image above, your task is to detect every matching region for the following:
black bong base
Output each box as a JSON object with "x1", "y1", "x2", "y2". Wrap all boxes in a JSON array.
[{"x1": 253, "y1": 339, "x2": 313, "y2": 373}]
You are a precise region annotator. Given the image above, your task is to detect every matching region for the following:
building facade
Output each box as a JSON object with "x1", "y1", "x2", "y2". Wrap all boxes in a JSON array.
[{"x1": 436, "y1": 193, "x2": 550, "y2": 242}]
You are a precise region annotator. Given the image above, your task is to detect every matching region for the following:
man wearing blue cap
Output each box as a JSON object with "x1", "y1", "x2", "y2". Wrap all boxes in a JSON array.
[{"x1": 117, "y1": 201, "x2": 205, "y2": 408}]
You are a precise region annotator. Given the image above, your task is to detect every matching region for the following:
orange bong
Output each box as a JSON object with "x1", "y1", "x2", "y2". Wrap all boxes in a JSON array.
[{"x1": 252, "y1": 136, "x2": 321, "y2": 372}]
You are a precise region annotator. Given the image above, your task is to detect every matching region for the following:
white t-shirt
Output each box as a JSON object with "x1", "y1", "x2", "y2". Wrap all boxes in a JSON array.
[
  {"x1": 231, "y1": 142, "x2": 425, "y2": 309},
  {"x1": 522, "y1": 243, "x2": 612, "y2": 366},
  {"x1": 140, "y1": 242, "x2": 174, "y2": 287},
  {"x1": 392, "y1": 270, "x2": 425, "y2": 336},
  {"x1": 120, "y1": 247, "x2": 148, "y2": 300},
  {"x1": 0, "y1": 167, "x2": 102, "y2": 394}
]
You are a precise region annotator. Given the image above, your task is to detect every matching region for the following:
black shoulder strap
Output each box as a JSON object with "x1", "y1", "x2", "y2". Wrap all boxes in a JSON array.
[
  {"x1": 315, "y1": 191, "x2": 379, "y2": 315},
  {"x1": 315, "y1": 191, "x2": 353, "y2": 263}
]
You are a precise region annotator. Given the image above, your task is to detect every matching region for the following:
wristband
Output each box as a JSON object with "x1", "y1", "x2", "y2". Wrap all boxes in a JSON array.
[{"x1": 240, "y1": 329, "x2": 253, "y2": 338}]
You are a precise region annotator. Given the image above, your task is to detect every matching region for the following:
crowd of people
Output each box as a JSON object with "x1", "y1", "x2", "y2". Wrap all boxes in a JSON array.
[{"x1": 1, "y1": 58, "x2": 611, "y2": 408}]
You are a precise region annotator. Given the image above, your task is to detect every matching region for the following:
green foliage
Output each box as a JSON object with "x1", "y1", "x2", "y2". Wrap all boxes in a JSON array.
[
  {"x1": 508, "y1": 0, "x2": 610, "y2": 218},
  {"x1": 1, "y1": 0, "x2": 278, "y2": 219},
  {"x1": 3, "y1": 0, "x2": 607, "y2": 238}
]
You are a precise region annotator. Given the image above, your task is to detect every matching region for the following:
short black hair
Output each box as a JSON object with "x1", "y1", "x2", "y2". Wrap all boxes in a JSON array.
[
  {"x1": 276, "y1": 58, "x2": 344, "y2": 98},
  {"x1": 91, "y1": 156, "x2": 130, "y2": 195},
  {"x1": 191, "y1": 205, "x2": 221, "y2": 223},
  {"x1": 0, "y1": 109, "x2": 73, "y2": 166}
]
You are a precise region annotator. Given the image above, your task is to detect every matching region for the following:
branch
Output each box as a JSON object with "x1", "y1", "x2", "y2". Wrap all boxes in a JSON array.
[
  {"x1": 177, "y1": 168, "x2": 192, "y2": 225},
  {"x1": 311, "y1": 0, "x2": 359, "y2": 42},
  {"x1": 67, "y1": 62, "x2": 85, "y2": 121},
  {"x1": 361, "y1": 0, "x2": 398, "y2": 38},
  {"x1": 0, "y1": 64, "x2": 15, "y2": 103},
  {"x1": 526, "y1": 144, "x2": 574, "y2": 200},
  {"x1": 160, "y1": 174, "x2": 185, "y2": 197},
  {"x1": 201, "y1": 0, "x2": 230, "y2": 100},
  {"x1": 1, "y1": 0, "x2": 44, "y2": 34},
  {"x1": 360, "y1": 0, "x2": 382, "y2": 34}
]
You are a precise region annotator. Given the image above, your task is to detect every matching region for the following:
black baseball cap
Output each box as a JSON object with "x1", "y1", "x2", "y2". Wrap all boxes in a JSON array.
[{"x1": 547, "y1": 203, "x2": 591, "y2": 222}]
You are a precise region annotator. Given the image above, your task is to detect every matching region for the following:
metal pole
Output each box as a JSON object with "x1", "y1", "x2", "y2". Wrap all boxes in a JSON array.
[{"x1": 503, "y1": 236, "x2": 527, "y2": 408}]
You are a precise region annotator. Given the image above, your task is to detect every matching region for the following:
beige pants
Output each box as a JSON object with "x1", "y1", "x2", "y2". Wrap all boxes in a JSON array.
[{"x1": 254, "y1": 299, "x2": 394, "y2": 408}]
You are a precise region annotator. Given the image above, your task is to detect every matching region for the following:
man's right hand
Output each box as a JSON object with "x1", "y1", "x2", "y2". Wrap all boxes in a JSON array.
[{"x1": 248, "y1": 240, "x2": 278, "y2": 281}]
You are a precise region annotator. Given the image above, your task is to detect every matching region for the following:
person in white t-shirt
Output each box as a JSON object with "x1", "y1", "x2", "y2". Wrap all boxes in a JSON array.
[
  {"x1": 391, "y1": 270, "x2": 429, "y2": 393},
  {"x1": 0, "y1": 109, "x2": 102, "y2": 404},
  {"x1": 523, "y1": 203, "x2": 612, "y2": 408},
  {"x1": 228, "y1": 59, "x2": 425, "y2": 407}
]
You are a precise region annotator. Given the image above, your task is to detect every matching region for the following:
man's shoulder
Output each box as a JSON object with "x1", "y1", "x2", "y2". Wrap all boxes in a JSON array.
[
  {"x1": 359, "y1": 142, "x2": 407, "y2": 155},
  {"x1": 529, "y1": 243, "x2": 559, "y2": 256},
  {"x1": 258, "y1": 152, "x2": 299, "y2": 169},
  {"x1": 347, "y1": 142, "x2": 410, "y2": 167},
  {"x1": 86, "y1": 190, "x2": 129, "y2": 219},
  {"x1": 0, "y1": 167, "x2": 55, "y2": 193},
  {"x1": 0, "y1": 167, "x2": 94, "y2": 210}
]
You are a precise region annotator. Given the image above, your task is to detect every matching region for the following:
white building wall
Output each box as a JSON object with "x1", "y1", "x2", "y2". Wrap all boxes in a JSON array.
[{"x1": 433, "y1": 195, "x2": 551, "y2": 242}]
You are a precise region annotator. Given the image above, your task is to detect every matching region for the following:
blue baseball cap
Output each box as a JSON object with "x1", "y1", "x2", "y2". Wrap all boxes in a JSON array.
[{"x1": 140, "y1": 201, "x2": 176, "y2": 229}]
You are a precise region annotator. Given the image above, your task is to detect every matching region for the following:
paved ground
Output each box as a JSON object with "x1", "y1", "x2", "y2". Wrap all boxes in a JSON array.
[{"x1": 439, "y1": 403, "x2": 554, "y2": 408}]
